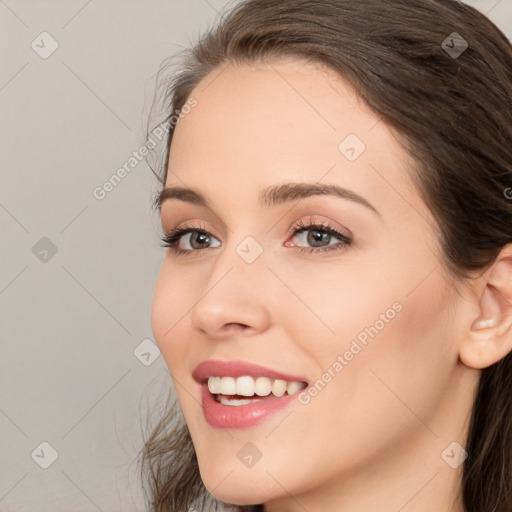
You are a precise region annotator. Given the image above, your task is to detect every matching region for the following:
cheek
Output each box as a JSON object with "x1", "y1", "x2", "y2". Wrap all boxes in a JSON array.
[
  {"x1": 150, "y1": 263, "x2": 193, "y2": 370},
  {"x1": 287, "y1": 247, "x2": 456, "y2": 430},
  {"x1": 275, "y1": 256, "x2": 402, "y2": 357},
  {"x1": 299, "y1": 267, "x2": 457, "y2": 458}
]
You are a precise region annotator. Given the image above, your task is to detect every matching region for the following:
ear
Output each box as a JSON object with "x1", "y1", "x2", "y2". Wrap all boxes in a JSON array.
[{"x1": 459, "y1": 244, "x2": 512, "y2": 369}]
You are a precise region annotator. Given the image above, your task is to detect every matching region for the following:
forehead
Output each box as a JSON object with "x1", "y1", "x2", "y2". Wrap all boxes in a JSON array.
[
  {"x1": 170, "y1": 58, "x2": 379, "y2": 171},
  {"x1": 164, "y1": 57, "x2": 425, "y2": 223}
]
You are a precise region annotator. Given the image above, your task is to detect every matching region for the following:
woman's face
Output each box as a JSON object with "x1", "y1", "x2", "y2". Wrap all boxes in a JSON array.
[{"x1": 151, "y1": 57, "x2": 475, "y2": 509}]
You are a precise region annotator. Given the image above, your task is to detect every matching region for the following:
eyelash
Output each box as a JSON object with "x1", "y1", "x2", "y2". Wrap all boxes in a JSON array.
[{"x1": 160, "y1": 219, "x2": 352, "y2": 257}]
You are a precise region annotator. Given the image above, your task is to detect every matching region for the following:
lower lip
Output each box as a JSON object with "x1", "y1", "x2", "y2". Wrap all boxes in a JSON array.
[{"x1": 199, "y1": 384, "x2": 302, "y2": 429}]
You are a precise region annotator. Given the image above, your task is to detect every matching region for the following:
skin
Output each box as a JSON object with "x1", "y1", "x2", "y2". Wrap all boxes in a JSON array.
[{"x1": 151, "y1": 57, "x2": 512, "y2": 512}]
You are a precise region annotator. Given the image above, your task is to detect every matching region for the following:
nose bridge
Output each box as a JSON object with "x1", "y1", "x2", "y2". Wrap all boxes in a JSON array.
[{"x1": 212, "y1": 219, "x2": 269, "y2": 285}]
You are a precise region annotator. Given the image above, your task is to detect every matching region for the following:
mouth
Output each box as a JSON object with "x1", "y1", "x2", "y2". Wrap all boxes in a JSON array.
[
  {"x1": 193, "y1": 359, "x2": 309, "y2": 428},
  {"x1": 206, "y1": 375, "x2": 307, "y2": 406}
]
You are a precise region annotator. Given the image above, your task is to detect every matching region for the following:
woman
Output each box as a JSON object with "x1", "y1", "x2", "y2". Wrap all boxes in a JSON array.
[{"x1": 139, "y1": 0, "x2": 512, "y2": 511}]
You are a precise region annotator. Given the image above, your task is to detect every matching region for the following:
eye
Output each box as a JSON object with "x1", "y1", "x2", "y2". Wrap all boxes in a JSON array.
[
  {"x1": 285, "y1": 218, "x2": 352, "y2": 254},
  {"x1": 160, "y1": 222, "x2": 221, "y2": 256},
  {"x1": 160, "y1": 218, "x2": 352, "y2": 256}
]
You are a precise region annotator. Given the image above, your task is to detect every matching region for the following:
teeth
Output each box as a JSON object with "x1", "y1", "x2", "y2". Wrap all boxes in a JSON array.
[
  {"x1": 286, "y1": 381, "x2": 303, "y2": 395},
  {"x1": 255, "y1": 376, "x2": 273, "y2": 396},
  {"x1": 272, "y1": 379, "x2": 288, "y2": 397},
  {"x1": 220, "y1": 376, "x2": 236, "y2": 394},
  {"x1": 207, "y1": 375, "x2": 306, "y2": 398},
  {"x1": 208, "y1": 376, "x2": 221, "y2": 394},
  {"x1": 218, "y1": 397, "x2": 264, "y2": 406},
  {"x1": 236, "y1": 376, "x2": 254, "y2": 396}
]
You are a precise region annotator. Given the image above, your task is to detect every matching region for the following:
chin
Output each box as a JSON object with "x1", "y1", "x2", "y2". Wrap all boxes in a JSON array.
[{"x1": 198, "y1": 463, "x2": 277, "y2": 506}]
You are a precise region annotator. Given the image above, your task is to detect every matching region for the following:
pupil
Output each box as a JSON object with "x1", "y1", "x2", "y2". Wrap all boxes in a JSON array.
[
  {"x1": 308, "y1": 229, "x2": 329, "y2": 247},
  {"x1": 192, "y1": 232, "x2": 209, "y2": 248}
]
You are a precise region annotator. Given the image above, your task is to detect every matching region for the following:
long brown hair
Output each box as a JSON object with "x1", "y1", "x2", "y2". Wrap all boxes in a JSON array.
[{"x1": 138, "y1": 1, "x2": 512, "y2": 510}]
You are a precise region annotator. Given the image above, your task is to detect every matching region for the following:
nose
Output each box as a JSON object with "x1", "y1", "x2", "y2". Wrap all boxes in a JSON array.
[{"x1": 189, "y1": 255, "x2": 272, "y2": 340}]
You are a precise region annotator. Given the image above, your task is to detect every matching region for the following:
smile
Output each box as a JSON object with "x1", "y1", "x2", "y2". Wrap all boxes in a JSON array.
[
  {"x1": 208, "y1": 375, "x2": 306, "y2": 405},
  {"x1": 193, "y1": 359, "x2": 309, "y2": 428}
]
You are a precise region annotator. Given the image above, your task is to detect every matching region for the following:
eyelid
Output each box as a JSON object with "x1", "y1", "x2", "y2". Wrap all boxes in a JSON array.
[
  {"x1": 160, "y1": 216, "x2": 353, "y2": 256},
  {"x1": 161, "y1": 215, "x2": 350, "y2": 241},
  {"x1": 283, "y1": 216, "x2": 352, "y2": 241}
]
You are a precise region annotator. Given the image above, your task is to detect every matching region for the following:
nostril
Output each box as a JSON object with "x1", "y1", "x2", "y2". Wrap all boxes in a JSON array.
[{"x1": 224, "y1": 323, "x2": 248, "y2": 331}]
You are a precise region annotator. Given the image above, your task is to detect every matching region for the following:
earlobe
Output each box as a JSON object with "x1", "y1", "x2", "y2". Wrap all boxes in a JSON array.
[{"x1": 459, "y1": 245, "x2": 512, "y2": 370}]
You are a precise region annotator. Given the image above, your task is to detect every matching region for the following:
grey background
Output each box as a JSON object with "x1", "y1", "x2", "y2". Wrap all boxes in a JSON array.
[{"x1": 0, "y1": 1, "x2": 510, "y2": 511}]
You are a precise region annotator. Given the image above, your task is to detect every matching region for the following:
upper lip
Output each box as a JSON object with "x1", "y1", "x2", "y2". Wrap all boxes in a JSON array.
[{"x1": 192, "y1": 359, "x2": 309, "y2": 385}]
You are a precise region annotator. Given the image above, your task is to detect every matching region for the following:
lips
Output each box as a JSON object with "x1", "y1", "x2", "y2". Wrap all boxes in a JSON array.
[{"x1": 192, "y1": 359, "x2": 309, "y2": 429}]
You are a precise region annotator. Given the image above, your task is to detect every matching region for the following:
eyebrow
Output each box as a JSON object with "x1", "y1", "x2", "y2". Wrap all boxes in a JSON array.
[{"x1": 155, "y1": 182, "x2": 380, "y2": 216}]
